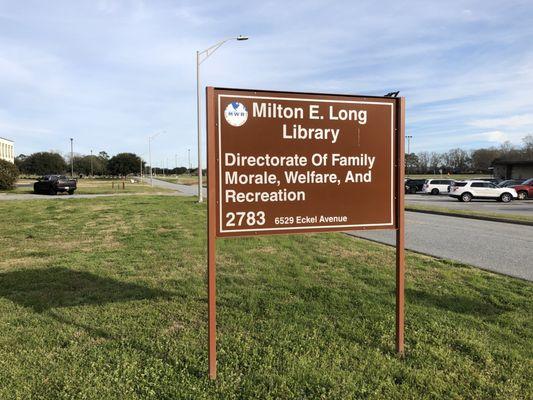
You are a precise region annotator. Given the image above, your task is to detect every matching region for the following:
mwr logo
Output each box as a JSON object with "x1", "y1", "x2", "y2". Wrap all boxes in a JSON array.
[{"x1": 224, "y1": 101, "x2": 248, "y2": 127}]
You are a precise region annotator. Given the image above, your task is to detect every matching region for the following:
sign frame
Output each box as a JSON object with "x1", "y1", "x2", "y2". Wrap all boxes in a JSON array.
[{"x1": 206, "y1": 87, "x2": 405, "y2": 379}]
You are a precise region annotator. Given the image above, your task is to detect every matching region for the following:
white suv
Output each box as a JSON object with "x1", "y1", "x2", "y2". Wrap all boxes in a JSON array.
[
  {"x1": 422, "y1": 179, "x2": 455, "y2": 195},
  {"x1": 449, "y1": 180, "x2": 518, "y2": 202}
]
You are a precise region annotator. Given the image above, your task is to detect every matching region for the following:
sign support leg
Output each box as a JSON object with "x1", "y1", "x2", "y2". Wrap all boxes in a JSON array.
[
  {"x1": 206, "y1": 86, "x2": 217, "y2": 379},
  {"x1": 396, "y1": 97, "x2": 406, "y2": 355},
  {"x1": 208, "y1": 227, "x2": 216, "y2": 378},
  {"x1": 395, "y1": 218, "x2": 405, "y2": 354}
]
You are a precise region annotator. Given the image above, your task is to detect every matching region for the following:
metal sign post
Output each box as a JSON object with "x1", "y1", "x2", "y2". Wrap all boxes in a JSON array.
[
  {"x1": 206, "y1": 87, "x2": 405, "y2": 379},
  {"x1": 207, "y1": 87, "x2": 218, "y2": 379},
  {"x1": 395, "y1": 97, "x2": 405, "y2": 354}
]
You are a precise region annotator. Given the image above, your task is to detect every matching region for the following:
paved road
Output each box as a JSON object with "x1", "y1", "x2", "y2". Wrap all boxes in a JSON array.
[
  {"x1": 406, "y1": 194, "x2": 533, "y2": 217},
  {"x1": 348, "y1": 212, "x2": 533, "y2": 281},
  {"x1": 139, "y1": 177, "x2": 207, "y2": 197}
]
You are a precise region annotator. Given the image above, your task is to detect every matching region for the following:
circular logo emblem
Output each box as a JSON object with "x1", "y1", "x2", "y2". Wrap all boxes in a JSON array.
[{"x1": 224, "y1": 101, "x2": 248, "y2": 127}]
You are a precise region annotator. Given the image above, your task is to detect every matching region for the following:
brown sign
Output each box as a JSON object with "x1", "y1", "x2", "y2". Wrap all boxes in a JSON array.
[
  {"x1": 208, "y1": 88, "x2": 401, "y2": 237},
  {"x1": 205, "y1": 87, "x2": 405, "y2": 379}
]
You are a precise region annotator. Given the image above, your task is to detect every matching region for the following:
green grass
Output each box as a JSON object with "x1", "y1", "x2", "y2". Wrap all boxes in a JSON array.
[
  {"x1": 0, "y1": 196, "x2": 531, "y2": 399},
  {"x1": 406, "y1": 203, "x2": 533, "y2": 224}
]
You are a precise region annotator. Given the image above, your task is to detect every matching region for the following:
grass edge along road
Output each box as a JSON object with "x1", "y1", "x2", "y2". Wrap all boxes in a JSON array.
[
  {"x1": 0, "y1": 196, "x2": 531, "y2": 399},
  {"x1": 406, "y1": 203, "x2": 533, "y2": 224}
]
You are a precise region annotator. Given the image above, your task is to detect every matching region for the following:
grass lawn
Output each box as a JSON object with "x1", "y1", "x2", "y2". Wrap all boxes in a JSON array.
[
  {"x1": 3, "y1": 179, "x2": 174, "y2": 195},
  {"x1": 406, "y1": 203, "x2": 533, "y2": 224},
  {"x1": 0, "y1": 196, "x2": 531, "y2": 399}
]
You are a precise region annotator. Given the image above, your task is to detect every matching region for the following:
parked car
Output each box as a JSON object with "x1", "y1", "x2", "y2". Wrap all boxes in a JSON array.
[
  {"x1": 448, "y1": 180, "x2": 517, "y2": 202},
  {"x1": 34, "y1": 175, "x2": 77, "y2": 195},
  {"x1": 422, "y1": 179, "x2": 455, "y2": 195},
  {"x1": 497, "y1": 179, "x2": 526, "y2": 188},
  {"x1": 404, "y1": 178, "x2": 426, "y2": 194},
  {"x1": 512, "y1": 178, "x2": 533, "y2": 200},
  {"x1": 477, "y1": 178, "x2": 503, "y2": 185}
]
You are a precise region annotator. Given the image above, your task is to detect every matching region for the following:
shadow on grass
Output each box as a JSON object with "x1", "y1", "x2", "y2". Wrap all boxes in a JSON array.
[
  {"x1": 0, "y1": 266, "x2": 172, "y2": 312},
  {"x1": 407, "y1": 288, "x2": 509, "y2": 316}
]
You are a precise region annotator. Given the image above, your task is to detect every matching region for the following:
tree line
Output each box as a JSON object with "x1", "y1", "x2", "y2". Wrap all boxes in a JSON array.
[
  {"x1": 406, "y1": 135, "x2": 533, "y2": 174},
  {"x1": 14, "y1": 151, "x2": 173, "y2": 177},
  {"x1": 13, "y1": 134, "x2": 532, "y2": 177}
]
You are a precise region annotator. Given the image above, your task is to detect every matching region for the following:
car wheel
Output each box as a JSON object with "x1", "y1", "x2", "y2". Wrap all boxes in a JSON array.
[
  {"x1": 48, "y1": 188, "x2": 56, "y2": 195},
  {"x1": 517, "y1": 191, "x2": 527, "y2": 200},
  {"x1": 68, "y1": 190, "x2": 75, "y2": 195},
  {"x1": 410, "y1": 187, "x2": 418, "y2": 194},
  {"x1": 461, "y1": 192, "x2": 472, "y2": 202},
  {"x1": 500, "y1": 193, "x2": 512, "y2": 203},
  {"x1": 431, "y1": 188, "x2": 439, "y2": 195}
]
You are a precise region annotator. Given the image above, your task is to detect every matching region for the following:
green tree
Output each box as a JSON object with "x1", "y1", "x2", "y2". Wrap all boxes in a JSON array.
[
  {"x1": 73, "y1": 155, "x2": 108, "y2": 176},
  {"x1": 0, "y1": 159, "x2": 19, "y2": 190},
  {"x1": 405, "y1": 153, "x2": 419, "y2": 174},
  {"x1": 19, "y1": 152, "x2": 67, "y2": 175},
  {"x1": 107, "y1": 153, "x2": 142, "y2": 176}
]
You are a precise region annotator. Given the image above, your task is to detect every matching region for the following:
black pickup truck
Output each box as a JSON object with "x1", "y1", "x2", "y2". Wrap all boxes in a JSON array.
[
  {"x1": 404, "y1": 178, "x2": 426, "y2": 194},
  {"x1": 34, "y1": 175, "x2": 77, "y2": 195}
]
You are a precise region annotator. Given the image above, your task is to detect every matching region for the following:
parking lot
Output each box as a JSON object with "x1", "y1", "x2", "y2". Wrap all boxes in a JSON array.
[{"x1": 406, "y1": 193, "x2": 533, "y2": 217}]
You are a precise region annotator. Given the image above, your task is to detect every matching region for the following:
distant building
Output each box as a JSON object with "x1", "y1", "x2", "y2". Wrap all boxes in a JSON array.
[
  {"x1": 493, "y1": 160, "x2": 533, "y2": 180},
  {"x1": 0, "y1": 137, "x2": 14, "y2": 163}
]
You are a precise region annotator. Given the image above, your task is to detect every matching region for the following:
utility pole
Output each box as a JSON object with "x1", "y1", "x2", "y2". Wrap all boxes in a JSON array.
[
  {"x1": 188, "y1": 148, "x2": 191, "y2": 172},
  {"x1": 70, "y1": 138, "x2": 74, "y2": 178},
  {"x1": 90, "y1": 149, "x2": 94, "y2": 177}
]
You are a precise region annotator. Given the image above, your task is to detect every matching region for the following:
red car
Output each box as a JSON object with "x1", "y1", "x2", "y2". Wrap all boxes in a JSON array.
[{"x1": 512, "y1": 178, "x2": 533, "y2": 200}]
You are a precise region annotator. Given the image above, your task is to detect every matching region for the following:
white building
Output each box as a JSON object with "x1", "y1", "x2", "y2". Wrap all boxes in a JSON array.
[{"x1": 0, "y1": 137, "x2": 14, "y2": 163}]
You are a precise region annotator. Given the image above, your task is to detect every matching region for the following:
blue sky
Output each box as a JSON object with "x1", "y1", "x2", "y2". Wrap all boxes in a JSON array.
[{"x1": 1, "y1": 0, "x2": 532, "y2": 167}]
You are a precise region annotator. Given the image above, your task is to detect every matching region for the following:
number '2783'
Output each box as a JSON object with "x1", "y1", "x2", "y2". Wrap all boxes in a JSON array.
[{"x1": 225, "y1": 211, "x2": 266, "y2": 227}]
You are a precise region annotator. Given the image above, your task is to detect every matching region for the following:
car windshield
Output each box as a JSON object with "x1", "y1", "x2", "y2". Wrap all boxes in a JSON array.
[{"x1": 522, "y1": 178, "x2": 533, "y2": 185}]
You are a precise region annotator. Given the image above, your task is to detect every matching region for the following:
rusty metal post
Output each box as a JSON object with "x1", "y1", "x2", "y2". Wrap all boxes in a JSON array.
[
  {"x1": 395, "y1": 97, "x2": 406, "y2": 355},
  {"x1": 122, "y1": 181, "x2": 125, "y2": 190},
  {"x1": 206, "y1": 87, "x2": 217, "y2": 379}
]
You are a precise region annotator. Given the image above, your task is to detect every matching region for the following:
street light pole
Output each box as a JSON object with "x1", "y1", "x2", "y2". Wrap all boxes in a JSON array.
[
  {"x1": 405, "y1": 135, "x2": 413, "y2": 175},
  {"x1": 405, "y1": 135, "x2": 413, "y2": 155},
  {"x1": 196, "y1": 35, "x2": 249, "y2": 203},
  {"x1": 148, "y1": 131, "x2": 163, "y2": 187},
  {"x1": 196, "y1": 50, "x2": 202, "y2": 201},
  {"x1": 70, "y1": 138, "x2": 74, "y2": 178},
  {"x1": 188, "y1": 148, "x2": 191, "y2": 172},
  {"x1": 90, "y1": 149, "x2": 94, "y2": 177}
]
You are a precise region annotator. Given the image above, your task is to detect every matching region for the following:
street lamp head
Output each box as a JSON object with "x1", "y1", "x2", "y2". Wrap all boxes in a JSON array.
[{"x1": 236, "y1": 35, "x2": 249, "y2": 41}]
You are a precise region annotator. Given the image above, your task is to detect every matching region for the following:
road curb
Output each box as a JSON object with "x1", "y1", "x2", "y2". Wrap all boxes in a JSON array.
[{"x1": 405, "y1": 207, "x2": 533, "y2": 227}]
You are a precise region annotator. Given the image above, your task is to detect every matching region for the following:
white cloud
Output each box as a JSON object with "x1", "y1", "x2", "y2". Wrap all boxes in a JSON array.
[{"x1": 469, "y1": 114, "x2": 533, "y2": 129}]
